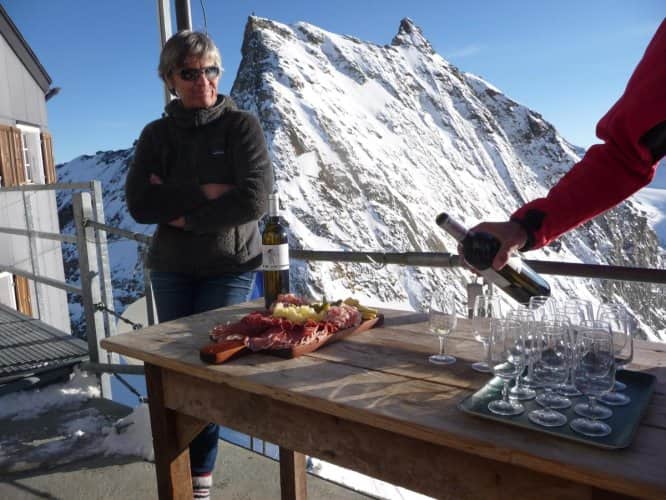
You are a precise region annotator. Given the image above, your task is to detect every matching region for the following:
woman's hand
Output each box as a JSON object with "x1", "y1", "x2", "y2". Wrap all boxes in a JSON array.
[
  {"x1": 466, "y1": 221, "x2": 528, "y2": 270},
  {"x1": 201, "y1": 183, "x2": 234, "y2": 200},
  {"x1": 149, "y1": 174, "x2": 186, "y2": 228}
]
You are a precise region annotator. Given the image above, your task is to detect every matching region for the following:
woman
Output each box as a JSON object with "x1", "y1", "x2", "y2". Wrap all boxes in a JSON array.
[{"x1": 125, "y1": 30, "x2": 273, "y2": 499}]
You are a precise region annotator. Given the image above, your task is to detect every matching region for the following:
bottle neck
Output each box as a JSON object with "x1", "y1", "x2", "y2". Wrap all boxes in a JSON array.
[
  {"x1": 435, "y1": 213, "x2": 468, "y2": 242},
  {"x1": 268, "y1": 194, "x2": 279, "y2": 217}
]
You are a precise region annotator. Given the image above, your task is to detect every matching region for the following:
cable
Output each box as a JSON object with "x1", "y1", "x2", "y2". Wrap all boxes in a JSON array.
[
  {"x1": 199, "y1": 0, "x2": 208, "y2": 33},
  {"x1": 114, "y1": 372, "x2": 148, "y2": 404},
  {"x1": 94, "y1": 302, "x2": 143, "y2": 330}
]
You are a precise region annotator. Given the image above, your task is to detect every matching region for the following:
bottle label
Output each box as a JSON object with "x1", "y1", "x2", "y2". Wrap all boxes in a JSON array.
[
  {"x1": 477, "y1": 255, "x2": 523, "y2": 289},
  {"x1": 478, "y1": 268, "x2": 511, "y2": 289},
  {"x1": 262, "y1": 244, "x2": 289, "y2": 271}
]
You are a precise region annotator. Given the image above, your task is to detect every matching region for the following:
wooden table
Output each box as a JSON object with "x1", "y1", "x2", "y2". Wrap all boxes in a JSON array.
[{"x1": 101, "y1": 301, "x2": 666, "y2": 499}]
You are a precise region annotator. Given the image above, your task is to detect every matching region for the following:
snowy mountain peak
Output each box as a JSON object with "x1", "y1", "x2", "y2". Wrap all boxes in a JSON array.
[{"x1": 391, "y1": 17, "x2": 434, "y2": 54}]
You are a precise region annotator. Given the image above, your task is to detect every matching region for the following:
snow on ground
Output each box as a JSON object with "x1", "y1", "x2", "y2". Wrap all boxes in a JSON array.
[
  {"x1": 310, "y1": 458, "x2": 434, "y2": 500},
  {"x1": 0, "y1": 370, "x2": 154, "y2": 463},
  {"x1": 0, "y1": 369, "x2": 100, "y2": 420}
]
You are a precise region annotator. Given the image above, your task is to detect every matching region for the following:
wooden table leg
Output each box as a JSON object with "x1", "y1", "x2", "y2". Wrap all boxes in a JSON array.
[
  {"x1": 279, "y1": 447, "x2": 307, "y2": 500},
  {"x1": 145, "y1": 363, "x2": 194, "y2": 499}
]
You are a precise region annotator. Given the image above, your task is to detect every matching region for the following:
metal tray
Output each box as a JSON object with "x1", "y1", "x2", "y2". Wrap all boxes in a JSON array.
[{"x1": 458, "y1": 369, "x2": 656, "y2": 449}]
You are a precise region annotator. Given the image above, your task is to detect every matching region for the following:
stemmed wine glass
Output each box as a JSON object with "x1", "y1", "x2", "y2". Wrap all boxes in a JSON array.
[
  {"x1": 528, "y1": 295, "x2": 557, "y2": 321},
  {"x1": 427, "y1": 291, "x2": 457, "y2": 365},
  {"x1": 563, "y1": 298, "x2": 594, "y2": 323},
  {"x1": 528, "y1": 320, "x2": 572, "y2": 427},
  {"x1": 571, "y1": 322, "x2": 616, "y2": 437},
  {"x1": 506, "y1": 307, "x2": 537, "y2": 401},
  {"x1": 470, "y1": 294, "x2": 504, "y2": 373},
  {"x1": 598, "y1": 304, "x2": 634, "y2": 406},
  {"x1": 556, "y1": 298, "x2": 594, "y2": 397},
  {"x1": 571, "y1": 321, "x2": 616, "y2": 437},
  {"x1": 488, "y1": 319, "x2": 527, "y2": 416}
]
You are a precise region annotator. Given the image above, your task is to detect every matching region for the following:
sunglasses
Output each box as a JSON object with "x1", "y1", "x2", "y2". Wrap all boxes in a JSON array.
[{"x1": 177, "y1": 66, "x2": 220, "y2": 82}]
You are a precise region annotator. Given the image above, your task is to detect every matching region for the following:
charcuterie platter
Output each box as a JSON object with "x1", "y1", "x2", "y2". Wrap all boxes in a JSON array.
[{"x1": 200, "y1": 295, "x2": 382, "y2": 364}]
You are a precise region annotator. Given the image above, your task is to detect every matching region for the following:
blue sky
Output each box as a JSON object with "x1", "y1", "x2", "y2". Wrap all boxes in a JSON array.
[{"x1": 2, "y1": 1, "x2": 663, "y2": 169}]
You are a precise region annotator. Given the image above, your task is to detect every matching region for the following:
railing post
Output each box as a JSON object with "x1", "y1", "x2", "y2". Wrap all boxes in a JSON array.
[
  {"x1": 21, "y1": 189, "x2": 41, "y2": 317},
  {"x1": 90, "y1": 180, "x2": 119, "y2": 362},
  {"x1": 141, "y1": 246, "x2": 157, "y2": 326},
  {"x1": 72, "y1": 192, "x2": 112, "y2": 399}
]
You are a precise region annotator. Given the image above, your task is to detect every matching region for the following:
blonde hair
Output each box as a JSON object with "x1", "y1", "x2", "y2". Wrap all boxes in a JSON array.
[{"x1": 158, "y1": 30, "x2": 223, "y2": 92}]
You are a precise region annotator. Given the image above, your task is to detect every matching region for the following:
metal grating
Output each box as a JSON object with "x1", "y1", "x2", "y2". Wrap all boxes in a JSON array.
[{"x1": 0, "y1": 305, "x2": 88, "y2": 383}]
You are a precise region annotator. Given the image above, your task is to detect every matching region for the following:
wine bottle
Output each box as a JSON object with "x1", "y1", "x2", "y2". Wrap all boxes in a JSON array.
[
  {"x1": 262, "y1": 192, "x2": 290, "y2": 310},
  {"x1": 435, "y1": 213, "x2": 550, "y2": 304}
]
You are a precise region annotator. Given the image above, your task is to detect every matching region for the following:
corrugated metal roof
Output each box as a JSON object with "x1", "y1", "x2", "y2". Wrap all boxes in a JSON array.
[{"x1": 0, "y1": 304, "x2": 88, "y2": 384}]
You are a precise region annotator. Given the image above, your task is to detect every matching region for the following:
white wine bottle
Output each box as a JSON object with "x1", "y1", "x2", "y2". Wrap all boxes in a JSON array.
[
  {"x1": 436, "y1": 213, "x2": 550, "y2": 304},
  {"x1": 262, "y1": 192, "x2": 290, "y2": 309}
]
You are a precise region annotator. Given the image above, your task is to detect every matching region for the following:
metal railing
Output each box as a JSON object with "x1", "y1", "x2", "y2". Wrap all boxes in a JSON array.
[
  {"x1": 0, "y1": 181, "x2": 123, "y2": 397},
  {"x1": 290, "y1": 249, "x2": 666, "y2": 283}
]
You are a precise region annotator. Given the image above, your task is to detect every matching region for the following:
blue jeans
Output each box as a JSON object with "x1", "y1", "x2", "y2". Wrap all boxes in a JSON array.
[{"x1": 150, "y1": 270, "x2": 255, "y2": 475}]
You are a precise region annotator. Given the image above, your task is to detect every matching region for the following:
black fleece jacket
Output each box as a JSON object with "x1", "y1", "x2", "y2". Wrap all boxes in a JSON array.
[{"x1": 125, "y1": 95, "x2": 273, "y2": 276}]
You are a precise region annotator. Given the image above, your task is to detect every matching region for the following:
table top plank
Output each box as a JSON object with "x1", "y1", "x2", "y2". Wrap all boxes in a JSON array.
[{"x1": 101, "y1": 301, "x2": 666, "y2": 497}]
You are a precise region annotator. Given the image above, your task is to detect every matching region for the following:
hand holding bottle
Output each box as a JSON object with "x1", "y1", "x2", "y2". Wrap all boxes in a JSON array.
[
  {"x1": 436, "y1": 213, "x2": 549, "y2": 304},
  {"x1": 465, "y1": 221, "x2": 528, "y2": 270}
]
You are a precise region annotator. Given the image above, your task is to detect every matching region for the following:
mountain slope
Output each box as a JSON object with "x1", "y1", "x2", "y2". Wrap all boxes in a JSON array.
[{"x1": 230, "y1": 16, "x2": 664, "y2": 338}]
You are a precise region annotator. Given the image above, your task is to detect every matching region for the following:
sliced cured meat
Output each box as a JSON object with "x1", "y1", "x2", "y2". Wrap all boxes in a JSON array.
[
  {"x1": 210, "y1": 312, "x2": 293, "y2": 341},
  {"x1": 207, "y1": 297, "x2": 365, "y2": 355},
  {"x1": 245, "y1": 320, "x2": 331, "y2": 351},
  {"x1": 246, "y1": 325, "x2": 288, "y2": 351},
  {"x1": 324, "y1": 304, "x2": 362, "y2": 330},
  {"x1": 275, "y1": 293, "x2": 308, "y2": 306}
]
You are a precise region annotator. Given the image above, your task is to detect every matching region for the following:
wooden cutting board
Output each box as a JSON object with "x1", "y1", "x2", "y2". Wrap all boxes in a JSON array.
[
  {"x1": 200, "y1": 315, "x2": 383, "y2": 365},
  {"x1": 199, "y1": 339, "x2": 247, "y2": 364}
]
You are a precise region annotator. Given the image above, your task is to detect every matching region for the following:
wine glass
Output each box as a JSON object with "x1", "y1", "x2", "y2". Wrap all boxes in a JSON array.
[
  {"x1": 570, "y1": 321, "x2": 616, "y2": 437},
  {"x1": 528, "y1": 295, "x2": 557, "y2": 321},
  {"x1": 563, "y1": 298, "x2": 594, "y2": 323},
  {"x1": 597, "y1": 303, "x2": 631, "y2": 392},
  {"x1": 470, "y1": 294, "x2": 504, "y2": 373},
  {"x1": 506, "y1": 307, "x2": 537, "y2": 401},
  {"x1": 427, "y1": 292, "x2": 457, "y2": 365},
  {"x1": 528, "y1": 320, "x2": 572, "y2": 427},
  {"x1": 598, "y1": 305, "x2": 634, "y2": 406},
  {"x1": 488, "y1": 319, "x2": 526, "y2": 416},
  {"x1": 556, "y1": 299, "x2": 594, "y2": 398}
]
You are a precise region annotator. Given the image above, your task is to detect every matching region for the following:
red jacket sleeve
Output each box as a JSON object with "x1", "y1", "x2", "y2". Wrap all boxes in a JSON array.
[{"x1": 511, "y1": 19, "x2": 666, "y2": 250}]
